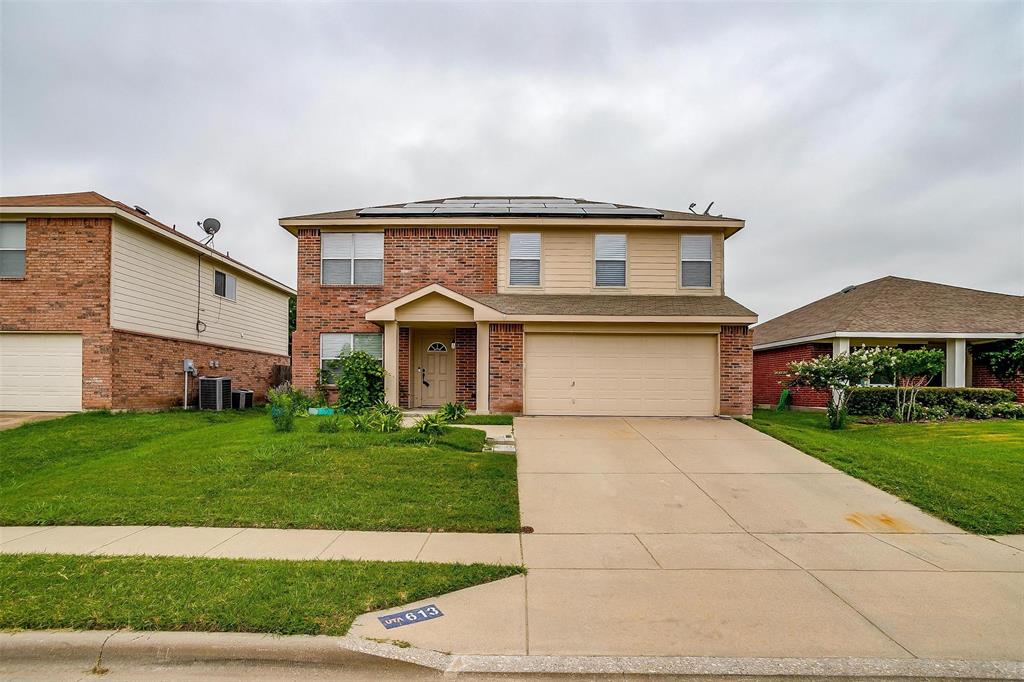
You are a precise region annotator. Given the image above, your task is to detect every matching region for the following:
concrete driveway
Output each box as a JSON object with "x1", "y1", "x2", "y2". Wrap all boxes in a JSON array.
[{"x1": 351, "y1": 417, "x2": 1023, "y2": 664}]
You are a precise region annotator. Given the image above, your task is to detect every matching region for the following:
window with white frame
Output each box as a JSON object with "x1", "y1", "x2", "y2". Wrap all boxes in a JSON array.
[
  {"x1": 508, "y1": 232, "x2": 541, "y2": 286},
  {"x1": 321, "y1": 232, "x2": 383, "y2": 285},
  {"x1": 320, "y1": 332, "x2": 384, "y2": 383},
  {"x1": 214, "y1": 270, "x2": 237, "y2": 300},
  {"x1": 594, "y1": 234, "x2": 627, "y2": 287},
  {"x1": 0, "y1": 221, "x2": 26, "y2": 278},
  {"x1": 680, "y1": 234, "x2": 713, "y2": 288}
]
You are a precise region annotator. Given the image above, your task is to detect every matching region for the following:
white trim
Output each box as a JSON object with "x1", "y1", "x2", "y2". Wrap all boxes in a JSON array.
[
  {"x1": 476, "y1": 321, "x2": 489, "y2": 414},
  {"x1": 754, "y1": 331, "x2": 1024, "y2": 351},
  {"x1": 1, "y1": 205, "x2": 295, "y2": 295}
]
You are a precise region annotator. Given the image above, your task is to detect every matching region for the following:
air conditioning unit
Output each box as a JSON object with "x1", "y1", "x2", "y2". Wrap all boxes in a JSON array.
[
  {"x1": 198, "y1": 376, "x2": 232, "y2": 410},
  {"x1": 231, "y1": 389, "x2": 254, "y2": 410}
]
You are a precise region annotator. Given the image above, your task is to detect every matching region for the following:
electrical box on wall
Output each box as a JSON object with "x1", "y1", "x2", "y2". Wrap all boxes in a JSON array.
[{"x1": 183, "y1": 359, "x2": 196, "y2": 375}]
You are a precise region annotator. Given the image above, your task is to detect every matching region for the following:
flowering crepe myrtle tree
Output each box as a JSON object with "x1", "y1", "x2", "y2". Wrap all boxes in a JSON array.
[
  {"x1": 784, "y1": 347, "x2": 883, "y2": 429},
  {"x1": 875, "y1": 347, "x2": 946, "y2": 422}
]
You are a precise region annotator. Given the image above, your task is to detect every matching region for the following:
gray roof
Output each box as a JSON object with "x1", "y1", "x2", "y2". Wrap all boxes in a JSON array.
[
  {"x1": 466, "y1": 293, "x2": 756, "y2": 318},
  {"x1": 282, "y1": 196, "x2": 740, "y2": 222},
  {"x1": 752, "y1": 276, "x2": 1024, "y2": 347}
]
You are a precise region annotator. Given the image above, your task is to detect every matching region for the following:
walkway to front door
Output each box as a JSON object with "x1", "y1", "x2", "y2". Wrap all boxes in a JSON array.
[{"x1": 413, "y1": 331, "x2": 454, "y2": 407}]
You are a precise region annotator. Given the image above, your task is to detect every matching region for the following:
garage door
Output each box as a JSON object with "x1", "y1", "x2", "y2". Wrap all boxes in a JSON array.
[
  {"x1": 0, "y1": 333, "x2": 83, "y2": 411},
  {"x1": 524, "y1": 333, "x2": 717, "y2": 416}
]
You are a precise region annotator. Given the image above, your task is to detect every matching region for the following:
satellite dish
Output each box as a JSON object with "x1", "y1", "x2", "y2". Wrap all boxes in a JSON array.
[{"x1": 201, "y1": 218, "x2": 221, "y2": 235}]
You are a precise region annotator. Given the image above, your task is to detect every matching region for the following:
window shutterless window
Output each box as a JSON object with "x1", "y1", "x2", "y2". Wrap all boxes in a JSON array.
[
  {"x1": 0, "y1": 221, "x2": 26, "y2": 278},
  {"x1": 214, "y1": 270, "x2": 237, "y2": 299},
  {"x1": 680, "y1": 235, "x2": 713, "y2": 288},
  {"x1": 321, "y1": 232, "x2": 384, "y2": 285},
  {"x1": 508, "y1": 232, "x2": 541, "y2": 286},
  {"x1": 594, "y1": 234, "x2": 627, "y2": 287},
  {"x1": 320, "y1": 332, "x2": 384, "y2": 383}
]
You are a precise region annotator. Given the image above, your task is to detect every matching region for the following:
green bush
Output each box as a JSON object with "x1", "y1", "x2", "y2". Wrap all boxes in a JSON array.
[
  {"x1": 917, "y1": 405, "x2": 949, "y2": 421},
  {"x1": 950, "y1": 398, "x2": 993, "y2": 420},
  {"x1": 372, "y1": 400, "x2": 403, "y2": 420},
  {"x1": 350, "y1": 411, "x2": 372, "y2": 432},
  {"x1": 992, "y1": 402, "x2": 1024, "y2": 419},
  {"x1": 331, "y1": 351, "x2": 386, "y2": 413},
  {"x1": 439, "y1": 402, "x2": 468, "y2": 422},
  {"x1": 415, "y1": 412, "x2": 448, "y2": 439},
  {"x1": 848, "y1": 387, "x2": 1015, "y2": 416},
  {"x1": 315, "y1": 416, "x2": 342, "y2": 433},
  {"x1": 350, "y1": 402, "x2": 403, "y2": 434},
  {"x1": 266, "y1": 386, "x2": 302, "y2": 432}
]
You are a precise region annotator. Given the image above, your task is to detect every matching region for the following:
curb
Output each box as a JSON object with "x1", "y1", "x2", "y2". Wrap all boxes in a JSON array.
[{"x1": 2, "y1": 630, "x2": 1022, "y2": 679}]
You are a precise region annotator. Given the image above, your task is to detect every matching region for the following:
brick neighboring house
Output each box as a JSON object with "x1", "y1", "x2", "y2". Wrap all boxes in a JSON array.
[
  {"x1": 1, "y1": 192, "x2": 294, "y2": 411},
  {"x1": 753, "y1": 276, "x2": 1024, "y2": 408},
  {"x1": 282, "y1": 196, "x2": 757, "y2": 417}
]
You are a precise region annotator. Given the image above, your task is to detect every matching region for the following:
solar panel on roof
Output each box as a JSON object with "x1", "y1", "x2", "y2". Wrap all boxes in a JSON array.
[
  {"x1": 434, "y1": 207, "x2": 511, "y2": 214},
  {"x1": 582, "y1": 207, "x2": 663, "y2": 216},
  {"x1": 508, "y1": 207, "x2": 586, "y2": 215},
  {"x1": 443, "y1": 198, "x2": 510, "y2": 204}
]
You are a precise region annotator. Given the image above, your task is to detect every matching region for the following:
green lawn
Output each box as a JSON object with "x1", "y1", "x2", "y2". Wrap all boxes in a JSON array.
[
  {"x1": 743, "y1": 410, "x2": 1024, "y2": 534},
  {"x1": 0, "y1": 411, "x2": 519, "y2": 532},
  {"x1": 452, "y1": 414, "x2": 515, "y2": 425},
  {"x1": 0, "y1": 553, "x2": 522, "y2": 635}
]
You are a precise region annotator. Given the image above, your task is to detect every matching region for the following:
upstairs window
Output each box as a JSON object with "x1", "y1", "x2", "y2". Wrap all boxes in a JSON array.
[
  {"x1": 509, "y1": 232, "x2": 541, "y2": 286},
  {"x1": 0, "y1": 221, "x2": 26, "y2": 278},
  {"x1": 594, "y1": 234, "x2": 627, "y2": 287},
  {"x1": 322, "y1": 232, "x2": 383, "y2": 285},
  {"x1": 320, "y1": 332, "x2": 384, "y2": 383},
  {"x1": 214, "y1": 270, "x2": 237, "y2": 300},
  {"x1": 680, "y1": 235, "x2": 713, "y2": 288}
]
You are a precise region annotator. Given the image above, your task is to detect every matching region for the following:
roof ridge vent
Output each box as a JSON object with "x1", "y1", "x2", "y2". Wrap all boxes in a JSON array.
[{"x1": 840, "y1": 285, "x2": 857, "y2": 294}]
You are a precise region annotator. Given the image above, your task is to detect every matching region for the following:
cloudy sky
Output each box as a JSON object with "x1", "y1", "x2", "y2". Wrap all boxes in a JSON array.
[{"x1": 2, "y1": 1, "x2": 1021, "y2": 321}]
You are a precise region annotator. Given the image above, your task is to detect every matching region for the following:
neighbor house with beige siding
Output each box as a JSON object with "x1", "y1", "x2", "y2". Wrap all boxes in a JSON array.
[
  {"x1": 283, "y1": 196, "x2": 756, "y2": 417},
  {"x1": 1, "y1": 191, "x2": 293, "y2": 411}
]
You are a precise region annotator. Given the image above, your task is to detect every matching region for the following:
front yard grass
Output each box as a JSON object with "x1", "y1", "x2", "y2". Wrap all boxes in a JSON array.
[
  {"x1": 0, "y1": 410, "x2": 519, "y2": 532},
  {"x1": 452, "y1": 414, "x2": 515, "y2": 425},
  {"x1": 0, "y1": 553, "x2": 522, "y2": 635},
  {"x1": 743, "y1": 409, "x2": 1024, "y2": 534}
]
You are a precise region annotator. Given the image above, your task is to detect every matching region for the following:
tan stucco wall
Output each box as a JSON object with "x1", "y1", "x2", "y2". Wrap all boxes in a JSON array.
[
  {"x1": 110, "y1": 219, "x2": 290, "y2": 355},
  {"x1": 497, "y1": 227, "x2": 724, "y2": 296}
]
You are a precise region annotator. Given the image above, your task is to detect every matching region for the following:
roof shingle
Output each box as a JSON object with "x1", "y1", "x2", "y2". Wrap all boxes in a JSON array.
[
  {"x1": 466, "y1": 293, "x2": 756, "y2": 318},
  {"x1": 752, "y1": 276, "x2": 1023, "y2": 347}
]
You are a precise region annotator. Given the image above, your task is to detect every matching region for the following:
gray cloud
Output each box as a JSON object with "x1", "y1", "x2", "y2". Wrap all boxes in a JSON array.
[{"x1": 2, "y1": 1, "x2": 1021, "y2": 321}]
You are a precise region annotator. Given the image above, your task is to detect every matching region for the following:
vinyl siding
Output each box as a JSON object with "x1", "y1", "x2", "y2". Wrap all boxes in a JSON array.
[
  {"x1": 497, "y1": 228, "x2": 724, "y2": 295},
  {"x1": 110, "y1": 219, "x2": 289, "y2": 355}
]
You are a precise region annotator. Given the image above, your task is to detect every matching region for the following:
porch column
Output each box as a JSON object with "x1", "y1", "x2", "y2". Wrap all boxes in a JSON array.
[
  {"x1": 383, "y1": 321, "x2": 399, "y2": 405},
  {"x1": 945, "y1": 338, "x2": 967, "y2": 387},
  {"x1": 832, "y1": 337, "x2": 850, "y2": 355},
  {"x1": 476, "y1": 321, "x2": 490, "y2": 414}
]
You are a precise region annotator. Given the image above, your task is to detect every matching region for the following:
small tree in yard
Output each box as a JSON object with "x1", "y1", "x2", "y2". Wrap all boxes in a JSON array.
[
  {"x1": 785, "y1": 347, "x2": 882, "y2": 429},
  {"x1": 876, "y1": 348, "x2": 946, "y2": 422}
]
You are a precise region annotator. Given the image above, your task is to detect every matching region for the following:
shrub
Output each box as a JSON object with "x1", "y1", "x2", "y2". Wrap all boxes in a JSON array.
[
  {"x1": 350, "y1": 402, "x2": 403, "y2": 434},
  {"x1": 917, "y1": 405, "x2": 949, "y2": 421},
  {"x1": 315, "y1": 416, "x2": 342, "y2": 433},
  {"x1": 350, "y1": 411, "x2": 372, "y2": 432},
  {"x1": 415, "y1": 412, "x2": 448, "y2": 439},
  {"x1": 992, "y1": 402, "x2": 1024, "y2": 419},
  {"x1": 786, "y1": 347, "x2": 885, "y2": 429},
  {"x1": 372, "y1": 400, "x2": 403, "y2": 420},
  {"x1": 848, "y1": 387, "x2": 1015, "y2": 416},
  {"x1": 266, "y1": 386, "x2": 301, "y2": 432},
  {"x1": 439, "y1": 402, "x2": 468, "y2": 422},
  {"x1": 331, "y1": 351, "x2": 387, "y2": 413},
  {"x1": 950, "y1": 398, "x2": 993, "y2": 420}
]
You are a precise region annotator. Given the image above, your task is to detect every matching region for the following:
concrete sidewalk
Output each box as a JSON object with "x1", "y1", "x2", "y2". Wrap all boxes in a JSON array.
[
  {"x1": 0, "y1": 526, "x2": 522, "y2": 564},
  {"x1": 350, "y1": 416, "x2": 1024, "y2": 663}
]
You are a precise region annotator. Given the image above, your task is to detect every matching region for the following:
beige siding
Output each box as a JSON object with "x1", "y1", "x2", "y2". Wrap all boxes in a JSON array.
[
  {"x1": 396, "y1": 293, "x2": 474, "y2": 322},
  {"x1": 498, "y1": 228, "x2": 724, "y2": 295},
  {"x1": 110, "y1": 220, "x2": 289, "y2": 355}
]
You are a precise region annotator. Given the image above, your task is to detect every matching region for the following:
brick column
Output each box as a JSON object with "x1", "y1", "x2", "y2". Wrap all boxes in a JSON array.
[
  {"x1": 454, "y1": 327, "x2": 477, "y2": 409},
  {"x1": 719, "y1": 325, "x2": 752, "y2": 417},
  {"x1": 398, "y1": 327, "x2": 410, "y2": 408},
  {"x1": 489, "y1": 323, "x2": 523, "y2": 413}
]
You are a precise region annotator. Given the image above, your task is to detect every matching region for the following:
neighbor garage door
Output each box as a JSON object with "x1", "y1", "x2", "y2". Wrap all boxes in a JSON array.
[
  {"x1": 0, "y1": 333, "x2": 83, "y2": 411},
  {"x1": 524, "y1": 333, "x2": 717, "y2": 416}
]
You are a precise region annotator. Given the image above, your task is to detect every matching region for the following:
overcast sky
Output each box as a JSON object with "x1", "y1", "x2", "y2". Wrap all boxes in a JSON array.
[{"x1": 2, "y1": 1, "x2": 1021, "y2": 322}]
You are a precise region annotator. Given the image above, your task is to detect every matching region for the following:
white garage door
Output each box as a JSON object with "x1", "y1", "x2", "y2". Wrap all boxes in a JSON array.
[
  {"x1": 524, "y1": 333, "x2": 717, "y2": 416},
  {"x1": 0, "y1": 333, "x2": 83, "y2": 411}
]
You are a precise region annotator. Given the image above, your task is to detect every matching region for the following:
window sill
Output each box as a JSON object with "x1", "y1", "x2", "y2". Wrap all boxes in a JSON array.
[{"x1": 0, "y1": 276, "x2": 26, "y2": 280}]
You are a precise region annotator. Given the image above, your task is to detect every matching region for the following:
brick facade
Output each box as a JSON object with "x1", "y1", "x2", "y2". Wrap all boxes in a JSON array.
[
  {"x1": 111, "y1": 330, "x2": 289, "y2": 409},
  {"x1": 398, "y1": 326, "x2": 411, "y2": 408},
  {"x1": 753, "y1": 343, "x2": 832, "y2": 408},
  {"x1": 454, "y1": 327, "x2": 477, "y2": 409},
  {"x1": 292, "y1": 227, "x2": 497, "y2": 394},
  {"x1": 719, "y1": 325, "x2": 753, "y2": 416},
  {"x1": 1, "y1": 217, "x2": 114, "y2": 409},
  {"x1": 971, "y1": 358, "x2": 1024, "y2": 401},
  {"x1": 489, "y1": 323, "x2": 523, "y2": 413}
]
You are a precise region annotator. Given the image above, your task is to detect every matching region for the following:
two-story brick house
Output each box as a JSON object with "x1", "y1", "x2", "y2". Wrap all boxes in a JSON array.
[
  {"x1": 283, "y1": 197, "x2": 756, "y2": 417},
  {"x1": 1, "y1": 192, "x2": 294, "y2": 411}
]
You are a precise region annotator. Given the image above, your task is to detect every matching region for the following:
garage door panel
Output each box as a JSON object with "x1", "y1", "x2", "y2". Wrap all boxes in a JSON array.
[
  {"x1": 0, "y1": 334, "x2": 83, "y2": 411},
  {"x1": 525, "y1": 333, "x2": 717, "y2": 417}
]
